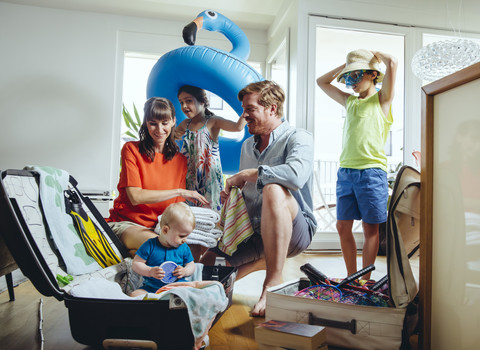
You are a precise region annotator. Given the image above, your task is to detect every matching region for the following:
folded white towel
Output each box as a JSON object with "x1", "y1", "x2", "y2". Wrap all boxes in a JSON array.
[{"x1": 155, "y1": 206, "x2": 222, "y2": 248}]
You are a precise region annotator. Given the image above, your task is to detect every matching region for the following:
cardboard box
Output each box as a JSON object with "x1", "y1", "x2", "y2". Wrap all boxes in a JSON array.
[{"x1": 255, "y1": 319, "x2": 327, "y2": 350}]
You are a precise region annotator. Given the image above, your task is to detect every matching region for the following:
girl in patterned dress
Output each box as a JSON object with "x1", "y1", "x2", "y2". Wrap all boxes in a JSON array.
[{"x1": 176, "y1": 85, "x2": 246, "y2": 212}]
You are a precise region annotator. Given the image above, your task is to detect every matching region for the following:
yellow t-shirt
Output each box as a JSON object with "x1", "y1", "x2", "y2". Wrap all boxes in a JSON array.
[{"x1": 340, "y1": 92, "x2": 393, "y2": 172}]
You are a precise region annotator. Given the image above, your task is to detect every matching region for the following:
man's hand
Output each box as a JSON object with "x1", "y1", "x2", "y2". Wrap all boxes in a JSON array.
[{"x1": 221, "y1": 168, "x2": 258, "y2": 202}]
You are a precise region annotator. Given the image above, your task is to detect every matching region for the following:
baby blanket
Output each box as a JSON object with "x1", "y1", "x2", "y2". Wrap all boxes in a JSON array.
[
  {"x1": 25, "y1": 166, "x2": 102, "y2": 275},
  {"x1": 217, "y1": 187, "x2": 254, "y2": 255}
]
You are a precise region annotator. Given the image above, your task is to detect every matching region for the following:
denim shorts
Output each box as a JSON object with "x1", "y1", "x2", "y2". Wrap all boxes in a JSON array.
[
  {"x1": 336, "y1": 167, "x2": 388, "y2": 224},
  {"x1": 209, "y1": 209, "x2": 314, "y2": 267}
]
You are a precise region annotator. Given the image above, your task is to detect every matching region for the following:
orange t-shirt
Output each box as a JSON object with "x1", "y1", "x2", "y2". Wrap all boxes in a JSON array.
[{"x1": 107, "y1": 141, "x2": 187, "y2": 228}]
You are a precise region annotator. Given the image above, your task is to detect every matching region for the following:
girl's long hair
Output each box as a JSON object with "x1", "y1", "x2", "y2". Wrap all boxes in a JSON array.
[
  {"x1": 178, "y1": 85, "x2": 214, "y2": 117},
  {"x1": 139, "y1": 97, "x2": 178, "y2": 162}
]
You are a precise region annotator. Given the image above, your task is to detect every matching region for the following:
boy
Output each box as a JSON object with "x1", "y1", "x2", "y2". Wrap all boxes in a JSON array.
[
  {"x1": 130, "y1": 202, "x2": 196, "y2": 297},
  {"x1": 316, "y1": 49, "x2": 398, "y2": 279}
]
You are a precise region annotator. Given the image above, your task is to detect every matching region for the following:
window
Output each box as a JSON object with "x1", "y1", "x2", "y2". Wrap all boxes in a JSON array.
[
  {"x1": 121, "y1": 53, "x2": 159, "y2": 144},
  {"x1": 267, "y1": 30, "x2": 290, "y2": 123},
  {"x1": 417, "y1": 33, "x2": 480, "y2": 86}
]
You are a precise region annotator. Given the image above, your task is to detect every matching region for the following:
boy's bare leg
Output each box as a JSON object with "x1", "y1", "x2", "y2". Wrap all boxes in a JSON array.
[
  {"x1": 361, "y1": 222, "x2": 379, "y2": 280},
  {"x1": 337, "y1": 219, "x2": 357, "y2": 276}
]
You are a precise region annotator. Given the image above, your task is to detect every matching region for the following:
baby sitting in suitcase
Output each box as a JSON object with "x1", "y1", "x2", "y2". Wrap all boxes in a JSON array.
[{"x1": 129, "y1": 202, "x2": 196, "y2": 297}]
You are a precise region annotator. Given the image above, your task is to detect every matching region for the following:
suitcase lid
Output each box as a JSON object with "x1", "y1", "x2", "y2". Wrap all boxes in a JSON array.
[
  {"x1": 0, "y1": 169, "x2": 127, "y2": 301},
  {"x1": 386, "y1": 165, "x2": 420, "y2": 308}
]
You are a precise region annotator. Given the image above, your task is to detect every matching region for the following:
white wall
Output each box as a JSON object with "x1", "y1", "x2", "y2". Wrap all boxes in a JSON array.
[{"x1": 0, "y1": 2, "x2": 267, "y2": 194}]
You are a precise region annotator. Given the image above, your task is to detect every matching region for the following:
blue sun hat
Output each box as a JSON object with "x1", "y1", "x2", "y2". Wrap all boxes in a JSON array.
[{"x1": 337, "y1": 49, "x2": 384, "y2": 84}]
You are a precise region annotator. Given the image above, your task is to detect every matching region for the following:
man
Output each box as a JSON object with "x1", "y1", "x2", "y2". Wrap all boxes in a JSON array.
[{"x1": 202, "y1": 80, "x2": 316, "y2": 316}]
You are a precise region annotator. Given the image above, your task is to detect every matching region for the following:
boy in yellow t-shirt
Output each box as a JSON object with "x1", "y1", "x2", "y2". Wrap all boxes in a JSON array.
[{"x1": 316, "y1": 49, "x2": 398, "y2": 279}]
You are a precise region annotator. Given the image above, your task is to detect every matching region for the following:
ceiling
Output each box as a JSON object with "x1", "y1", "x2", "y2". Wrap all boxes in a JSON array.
[{"x1": 1, "y1": 0, "x2": 287, "y2": 30}]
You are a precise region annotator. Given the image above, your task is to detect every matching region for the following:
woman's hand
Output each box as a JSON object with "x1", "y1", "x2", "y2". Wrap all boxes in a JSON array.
[
  {"x1": 126, "y1": 187, "x2": 208, "y2": 206},
  {"x1": 181, "y1": 189, "x2": 209, "y2": 206}
]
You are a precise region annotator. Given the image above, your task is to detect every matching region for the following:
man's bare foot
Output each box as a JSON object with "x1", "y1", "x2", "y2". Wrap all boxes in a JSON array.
[{"x1": 251, "y1": 296, "x2": 267, "y2": 317}]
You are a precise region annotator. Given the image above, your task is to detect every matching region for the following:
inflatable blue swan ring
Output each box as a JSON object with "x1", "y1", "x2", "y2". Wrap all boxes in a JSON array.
[{"x1": 147, "y1": 10, "x2": 264, "y2": 174}]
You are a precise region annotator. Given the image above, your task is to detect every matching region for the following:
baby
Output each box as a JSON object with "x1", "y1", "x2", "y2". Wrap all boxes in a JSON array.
[{"x1": 129, "y1": 202, "x2": 196, "y2": 297}]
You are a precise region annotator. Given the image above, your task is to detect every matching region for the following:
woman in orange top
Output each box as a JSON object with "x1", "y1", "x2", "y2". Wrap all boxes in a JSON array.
[{"x1": 107, "y1": 97, "x2": 208, "y2": 255}]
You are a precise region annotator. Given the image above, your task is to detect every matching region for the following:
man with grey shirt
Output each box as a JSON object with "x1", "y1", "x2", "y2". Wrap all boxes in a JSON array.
[{"x1": 202, "y1": 80, "x2": 316, "y2": 316}]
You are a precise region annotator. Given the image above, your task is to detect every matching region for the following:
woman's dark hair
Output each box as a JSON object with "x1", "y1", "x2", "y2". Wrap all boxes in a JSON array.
[
  {"x1": 178, "y1": 85, "x2": 214, "y2": 117},
  {"x1": 139, "y1": 97, "x2": 178, "y2": 162}
]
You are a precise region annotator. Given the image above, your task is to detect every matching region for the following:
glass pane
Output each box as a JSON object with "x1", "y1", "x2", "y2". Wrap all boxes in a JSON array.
[
  {"x1": 122, "y1": 53, "x2": 159, "y2": 144},
  {"x1": 417, "y1": 34, "x2": 480, "y2": 86}
]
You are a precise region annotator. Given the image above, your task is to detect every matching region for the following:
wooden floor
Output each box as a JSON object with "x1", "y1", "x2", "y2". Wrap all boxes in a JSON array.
[{"x1": 0, "y1": 252, "x2": 419, "y2": 350}]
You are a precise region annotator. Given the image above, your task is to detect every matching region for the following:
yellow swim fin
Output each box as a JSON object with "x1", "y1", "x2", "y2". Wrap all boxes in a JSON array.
[{"x1": 65, "y1": 189, "x2": 121, "y2": 268}]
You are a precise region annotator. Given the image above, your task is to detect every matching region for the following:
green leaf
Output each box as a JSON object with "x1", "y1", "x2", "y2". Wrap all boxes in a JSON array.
[
  {"x1": 126, "y1": 130, "x2": 137, "y2": 139},
  {"x1": 122, "y1": 104, "x2": 134, "y2": 128},
  {"x1": 122, "y1": 103, "x2": 141, "y2": 138},
  {"x1": 133, "y1": 104, "x2": 142, "y2": 129}
]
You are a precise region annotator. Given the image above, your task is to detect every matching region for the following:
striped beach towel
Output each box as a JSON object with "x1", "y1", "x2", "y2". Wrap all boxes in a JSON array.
[{"x1": 217, "y1": 187, "x2": 254, "y2": 256}]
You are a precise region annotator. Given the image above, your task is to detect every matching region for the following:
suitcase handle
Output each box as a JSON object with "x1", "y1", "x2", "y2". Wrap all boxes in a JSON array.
[
  {"x1": 102, "y1": 339, "x2": 157, "y2": 349},
  {"x1": 308, "y1": 312, "x2": 357, "y2": 334}
]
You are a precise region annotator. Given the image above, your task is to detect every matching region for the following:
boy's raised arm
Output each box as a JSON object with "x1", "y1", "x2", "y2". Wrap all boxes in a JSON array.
[
  {"x1": 316, "y1": 63, "x2": 350, "y2": 107},
  {"x1": 374, "y1": 51, "x2": 398, "y2": 108}
]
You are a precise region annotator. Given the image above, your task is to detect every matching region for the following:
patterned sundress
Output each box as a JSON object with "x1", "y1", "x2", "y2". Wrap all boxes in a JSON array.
[{"x1": 180, "y1": 116, "x2": 224, "y2": 212}]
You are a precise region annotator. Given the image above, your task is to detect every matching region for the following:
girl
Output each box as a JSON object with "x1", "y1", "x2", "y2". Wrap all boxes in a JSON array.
[{"x1": 176, "y1": 85, "x2": 246, "y2": 212}]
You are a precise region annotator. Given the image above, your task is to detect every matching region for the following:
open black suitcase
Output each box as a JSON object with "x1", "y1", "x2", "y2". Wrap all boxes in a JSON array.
[
  {"x1": 0, "y1": 168, "x2": 236, "y2": 350},
  {"x1": 265, "y1": 165, "x2": 421, "y2": 350}
]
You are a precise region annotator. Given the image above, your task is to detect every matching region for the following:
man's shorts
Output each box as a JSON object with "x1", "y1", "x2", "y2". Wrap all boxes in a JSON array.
[
  {"x1": 108, "y1": 221, "x2": 147, "y2": 239},
  {"x1": 209, "y1": 209, "x2": 314, "y2": 267},
  {"x1": 336, "y1": 167, "x2": 388, "y2": 224}
]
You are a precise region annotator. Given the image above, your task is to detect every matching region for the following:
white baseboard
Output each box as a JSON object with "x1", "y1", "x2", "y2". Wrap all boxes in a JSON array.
[{"x1": 307, "y1": 231, "x2": 364, "y2": 252}]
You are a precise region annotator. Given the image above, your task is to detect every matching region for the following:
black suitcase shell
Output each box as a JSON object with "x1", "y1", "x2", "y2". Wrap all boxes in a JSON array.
[{"x1": 0, "y1": 169, "x2": 236, "y2": 349}]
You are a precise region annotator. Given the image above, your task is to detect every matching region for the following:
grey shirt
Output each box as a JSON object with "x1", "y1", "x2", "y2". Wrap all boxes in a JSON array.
[{"x1": 239, "y1": 120, "x2": 317, "y2": 235}]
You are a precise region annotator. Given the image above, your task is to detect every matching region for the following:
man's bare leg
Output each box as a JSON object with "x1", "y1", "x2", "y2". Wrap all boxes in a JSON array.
[
  {"x1": 188, "y1": 244, "x2": 208, "y2": 262},
  {"x1": 200, "y1": 250, "x2": 266, "y2": 279},
  {"x1": 252, "y1": 184, "x2": 298, "y2": 317}
]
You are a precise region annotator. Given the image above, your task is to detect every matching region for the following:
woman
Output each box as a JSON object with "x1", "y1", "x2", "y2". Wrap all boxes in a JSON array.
[{"x1": 107, "y1": 97, "x2": 208, "y2": 256}]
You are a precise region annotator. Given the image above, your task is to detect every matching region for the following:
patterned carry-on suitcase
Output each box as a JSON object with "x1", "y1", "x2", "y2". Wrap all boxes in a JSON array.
[
  {"x1": 266, "y1": 165, "x2": 420, "y2": 350},
  {"x1": 0, "y1": 168, "x2": 236, "y2": 350}
]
